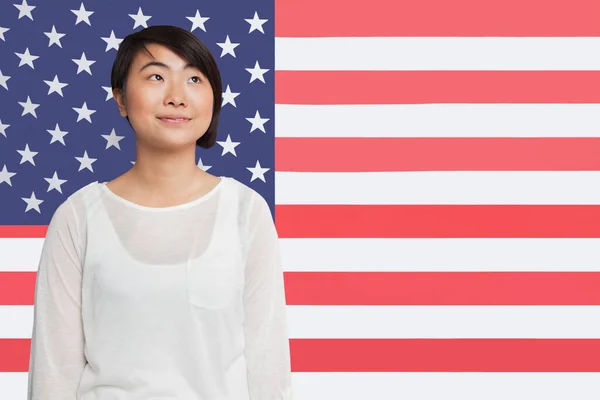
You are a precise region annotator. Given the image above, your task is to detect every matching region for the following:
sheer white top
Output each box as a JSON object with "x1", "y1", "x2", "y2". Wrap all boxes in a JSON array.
[{"x1": 27, "y1": 176, "x2": 295, "y2": 399}]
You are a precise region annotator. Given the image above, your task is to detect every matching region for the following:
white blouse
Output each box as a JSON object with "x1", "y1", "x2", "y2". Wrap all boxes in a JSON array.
[{"x1": 27, "y1": 176, "x2": 296, "y2": 399}]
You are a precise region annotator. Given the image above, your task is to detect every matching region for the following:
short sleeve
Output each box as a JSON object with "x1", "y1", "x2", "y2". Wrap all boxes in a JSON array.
[
  {"x1": 27, "y1": 197, "x2": 87, "y2": 399},
  {"x1": 242, "y1": 191, "x2": 296, "y2": 400}
]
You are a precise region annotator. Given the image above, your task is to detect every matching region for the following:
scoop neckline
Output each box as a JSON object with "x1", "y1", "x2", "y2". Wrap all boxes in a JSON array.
[{"x1": 99, "y1": 176, "x2": 228, "y2": 212}]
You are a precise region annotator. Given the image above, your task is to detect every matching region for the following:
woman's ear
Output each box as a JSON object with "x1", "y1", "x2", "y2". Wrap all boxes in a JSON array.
[{"x1": 112, "y1": 88, "x2": 127, "y2": 117}]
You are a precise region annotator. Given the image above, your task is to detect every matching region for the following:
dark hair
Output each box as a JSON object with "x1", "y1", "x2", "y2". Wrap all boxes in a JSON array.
[{"x1": 111, "y1": 25, "x2": 222, "y2": 148}]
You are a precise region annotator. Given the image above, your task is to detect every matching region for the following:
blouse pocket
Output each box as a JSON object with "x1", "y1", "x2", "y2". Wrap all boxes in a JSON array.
[{"x1": 186, "y1": 250, "x2": 243, "y2": 310}]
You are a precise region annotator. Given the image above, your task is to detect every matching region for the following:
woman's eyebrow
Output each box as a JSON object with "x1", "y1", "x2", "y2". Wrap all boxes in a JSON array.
[{"x1": 138, "y1": 61, "x2": 195, "y2": 72}]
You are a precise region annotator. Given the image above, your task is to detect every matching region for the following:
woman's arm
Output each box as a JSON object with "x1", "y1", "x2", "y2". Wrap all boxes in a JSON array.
[
  {"x1": 242, "y1": 191, "x2": 296, "y2": 400},
  {"x1": 27, "y1": 197, "x2": 86, "y2": 399}
]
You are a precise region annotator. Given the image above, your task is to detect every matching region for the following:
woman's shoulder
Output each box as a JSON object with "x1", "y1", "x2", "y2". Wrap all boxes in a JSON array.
[
  {"x1": 222, "y1": 176, "x2": 268, "y2": 209},
  {"x1": 49, "y1": 181, "x2": 104, "y2": 224}
]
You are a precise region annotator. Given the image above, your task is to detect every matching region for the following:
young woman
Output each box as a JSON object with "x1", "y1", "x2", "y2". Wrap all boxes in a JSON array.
[{"x1": 27, "y1": 25, "x2": 295, "y2": 399}]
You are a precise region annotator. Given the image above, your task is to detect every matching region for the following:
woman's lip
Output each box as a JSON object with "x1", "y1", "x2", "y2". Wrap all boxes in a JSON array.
[{"x1": 158, "y1": 117, "x2": 191, "y2": 124}]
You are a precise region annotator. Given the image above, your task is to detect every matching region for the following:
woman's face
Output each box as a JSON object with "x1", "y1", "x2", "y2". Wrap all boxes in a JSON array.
[{"x1": 113, "y1": 43, "x2": 214, "y2": 150}]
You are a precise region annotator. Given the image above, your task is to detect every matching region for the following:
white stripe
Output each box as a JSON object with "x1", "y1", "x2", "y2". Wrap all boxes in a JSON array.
[
  {"x1": 0, "y1": 238, "x2": 42, "y2": 272},
  {"x1": 274, "y1": 104, "x2": 600, "y2": 138},
  {"x1": 0, "y1": 373, "x2": 28, "y2": 400},
  {"x1": 287, "y1": 306, "x2": 600, "y2": 339},
  {"x1": 275, "y1": 171, "x2": 600, "y2": 205},
  {"x1": 6, "y1": 305, "x2": 600, "y2": 340},
  {"x1": 1, "y1": 372, "x2": 599, "y2": 400},
  {"x1": 279, "y1": 238, "x2": 600, "y2": 272},
  {"x1": 0, "y1": 307, "x2": 32, "y2": 338},
  {"x1": 275, "y1": 37, "x2": 600, "y2": 70},
  {"x1": 13, "y1": 237, "x2": 600, "y2": 273},
  {"x1": 291, "y1": 372, "x2": 600, "y2": 400}
]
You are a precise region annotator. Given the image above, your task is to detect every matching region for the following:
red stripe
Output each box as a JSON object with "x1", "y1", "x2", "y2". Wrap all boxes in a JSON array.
[
  {"x1": 0, "y1": 272, "x2": 36, "y2": 305},
  {"x1": 276, "y1": 138, "x2": 600, "y2": 172},
  {"x1": 5, "y1": 271, "x2": 598, "y2": 307},
  {"x1": 0, "y1": 225, "x2": 47, "y2": 238},
  {"x1": 275, "y1": 205, "x2": 600, "y2": 238},
  {"x1": 275, "y1": 71, "x2": 600, "y2": 105},
  {"x1": 0, "y1": 339, "x2": 30, "y2": 372},
  {"x1": 275, "y1": 0, "x2": 600, "y2": 37},
  {"x1": 4, "y1": 338, "x2": 599, "y2": 373},
  {"x1": 284, "y1": 272, "x2": 600, "y2": 305},
  {"x1": 290, "y1": 339, "x2": 600, "y2": 372}
]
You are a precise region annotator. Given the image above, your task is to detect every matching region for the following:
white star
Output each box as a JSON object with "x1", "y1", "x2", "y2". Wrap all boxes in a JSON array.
[
  {"x1": 44, "y1": 26, "x2": 65, "y2": 48},
  {"x1": 101, "y1": 30, "x2": 123, "y2": 52},
  {"x1": 216, "y1": 134, "x2": 240, "y2": 156},
  {"x1": 73, "y1": 102, "x2": 96, "y2": 123},
  {"x1": 216, "y1": 35, "x2": 239, "y2": 58},
  {"x1": 221, "y1": 85, "x2": 240, "y2": 107},
  {"x1": 75, "y1": 151, "x2": 97, "y2": 172},
  {"x1": 197, "y1": 157, "x2": 211, "y2": 172},
  {"x1": 0, "y1": 26, "x2": 9, "y2": 41},
  {"x1": 245, "y1": 12, "x2": 268, "y2": 34},
  {"x1": 72, "y1": 52, "x2": 95, "y2": 75},
  {"x1": 17, "y1": 144, "x2": 38, "y2": 166},
  {"x1": 44, "y1": 75, "x2": 68, "y2": 97},
  {"x1": 245, "y1": 61, "x2": 269, "y2": 83},
  {"x1": 47, "y1": 123, "x2": 68, "y2": 145},
  {"x1": 15, "y1": 48, "x2": 39, "y2": 69},
  {"x1": 247, "y1": 160, "x2": 270, "y2": 183},
  {"x1": 186, "y1": 10, "x2": 209, "y2": 32},
  {"x1": 71, "y1": 3, "x2": 94, "y2": 26},
  {"x1": 22, "y1": 192, "x2": 43, "y2": 214},
  {"x1": 0, "y1": 120, "x2": 9, "y2": 137},
  {"x1": 44, "y1": 172, "x2": 67, "y2": 193},
  {"x1": 0, "y1": 70, "x2": 10, "y2": 90},
  {"x1": 129, "y1": 7, "x2": 151, "y2": 29},
  {"x1": 246, "y1": 110, "x2": 270, "y2": 133},
  {"x1": 0, "y1": 165, "x2": 16, "y2": 186},
  {"x1": 102, "y1": 128, "x2": 125, "y2": 150},
  {"x1": 14, "y1": 0, "x2": 35, "y2": 21},
  {"x1": 102, "y1": 86, "x2": 113, "y2": 101},
  {"x1": 18, "y1": 96, "x2": 40, "y2": 118}
]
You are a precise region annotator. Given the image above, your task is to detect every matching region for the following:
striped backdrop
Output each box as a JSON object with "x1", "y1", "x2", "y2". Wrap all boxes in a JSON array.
[{"x1": 274, "y1": 0, "x2": 600, "y2": 399}]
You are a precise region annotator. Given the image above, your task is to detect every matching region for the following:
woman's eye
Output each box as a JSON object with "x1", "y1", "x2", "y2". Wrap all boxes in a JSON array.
[
  {"x1": 149, "y1": 74, "x2": 163, "y2": 81},
  {"x1": 189, "y1": 76, "x2": 201, "y2": 83}
]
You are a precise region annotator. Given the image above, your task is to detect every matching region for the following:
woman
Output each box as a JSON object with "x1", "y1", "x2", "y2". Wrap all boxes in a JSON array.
[{"x1": 27, "y1": 25, "x2": 295, "y2": 399}]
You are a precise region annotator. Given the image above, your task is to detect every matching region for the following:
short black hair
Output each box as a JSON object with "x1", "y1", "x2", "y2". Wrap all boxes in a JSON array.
[{"x1": 110, "y1": 25, "x2": 222, "y2": 148}]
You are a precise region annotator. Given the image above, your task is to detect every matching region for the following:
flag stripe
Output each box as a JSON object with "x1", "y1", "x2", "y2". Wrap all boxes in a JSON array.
[
  {"x1": 287, "y1": 306, "x2": 600, "y2": 339},
  {"x1": 289, "y1": 339, "x2": 600, "y2": 372},
  {"x1": 4, "y1": 338, "x2": 600, "y2": 373},
  {"x1": 0, "y1": 374, "x2": 27, "y2": 400},
  {"x1": 274, "y1": 104, "x2": 600, "y2": 138},
  {"x1": 289, "y1": 372, "x2": 600, "y2": 400},
  {"x1": 0, "y1": 340, "x2": 29, "y2": 373},
  {"x1": 0, "y1": 239, "x2": 43, "y2": 271},
  {"x1": 5, "y1": 305, "x2": 600, "y2": 340},
  {"x1": 275, "y1": 205, "x2": 600, "y2": 238},
  {"x1": 275, "y1": 139, "x2": 600, "y2": 172},
  {"x1": 8, "y1": 271, "x2": 600, "y2": 306},
  {"x1": 283, "y1": 272, "x2": 600, "y2": 305},
  {"x1": 280, "y1": 238, "x2": 600, "y2": 272},
  {"x1": 274, "y1": 0, "x2": 600, "y2": 37},
  {"x1": 0, "y1": 273, "x2": 35, "y2": 306},
  {"x1": 5, "y1": 372, "x2": 600, "y2": 400},
  {"x1": 275, "y1": 37, "x2": 600, "y2": 71},
  {"x1": 0, "y1": 307, "x2": 32, "y2": 338},
  {"x1": 0, "y1": 226, "x2": 47, "y2": 238},
  {"x1": 275, "y1": 71, "x2": 600, "y2": 104},
  {"x1": 4, "y1": 238, "x2": 600, "y2": 273},
  {"x1": 274, "y1": 171, "x2": 600, "y2": 204}
]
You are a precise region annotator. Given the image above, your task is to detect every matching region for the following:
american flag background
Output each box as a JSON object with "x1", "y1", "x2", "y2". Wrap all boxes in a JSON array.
[{"x1": 2, "y1": 0, "x2": 600, "y2": 398}]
